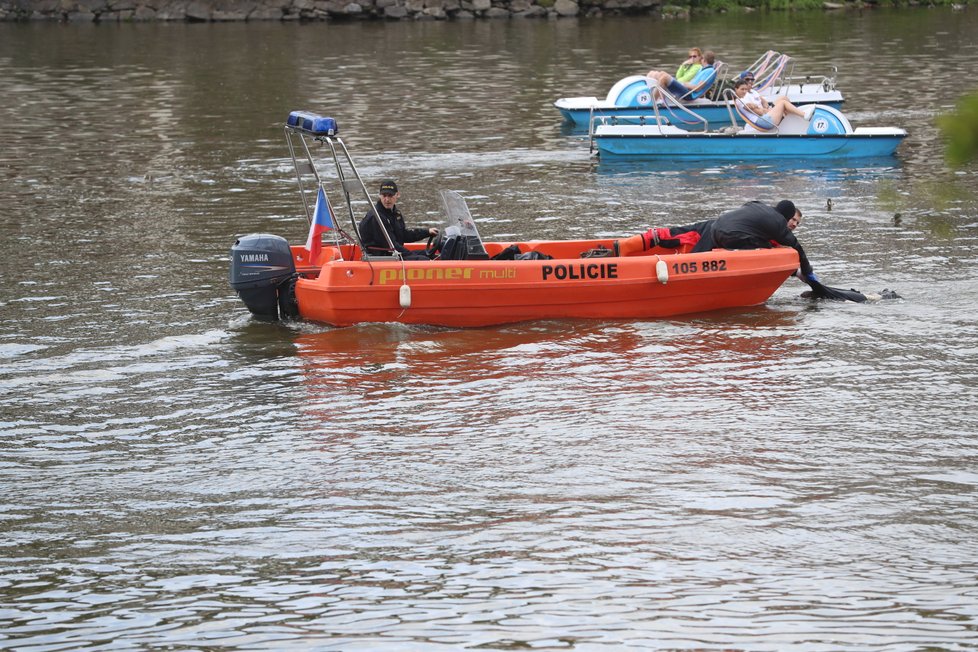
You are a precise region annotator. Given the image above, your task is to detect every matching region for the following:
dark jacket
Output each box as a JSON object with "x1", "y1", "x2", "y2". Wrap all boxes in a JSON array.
[
  {"x1": 358, "y1": 201, "x2": 430, "y2": 256},
  {"x1": 679, "y1": 219, "x2": 716, "y2": 253},
  {"x1": 711, "y1": 201, "x2": 813, "y2": 275}
]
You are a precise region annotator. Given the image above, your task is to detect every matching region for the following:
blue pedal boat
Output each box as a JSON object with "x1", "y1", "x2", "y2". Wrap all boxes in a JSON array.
[
  {"x1": 590, "y1": 103, "x2": 906, "y2": 161},
  {"x1": 555, "y1": 51, "x2": 844, "y2": 130}
]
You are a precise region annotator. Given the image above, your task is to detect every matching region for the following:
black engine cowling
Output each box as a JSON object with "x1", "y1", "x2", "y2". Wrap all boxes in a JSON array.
[{"x1": 229, "y1": 234, "x2": 297, "y2": 320}]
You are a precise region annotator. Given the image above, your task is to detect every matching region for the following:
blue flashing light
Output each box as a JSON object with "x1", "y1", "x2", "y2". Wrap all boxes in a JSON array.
[{"x1": 287, "y1": 111, "x2": 339, "y2": 136}]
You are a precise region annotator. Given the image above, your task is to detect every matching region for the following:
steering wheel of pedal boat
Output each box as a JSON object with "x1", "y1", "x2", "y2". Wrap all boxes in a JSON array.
[{"x1": 424, "y1": 232, "x2": 445, "y2": 259}]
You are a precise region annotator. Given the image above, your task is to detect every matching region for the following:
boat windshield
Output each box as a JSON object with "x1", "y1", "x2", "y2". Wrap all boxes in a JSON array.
[{"x1": 439, "y1": 190, "x2": 489, "y2": 260}]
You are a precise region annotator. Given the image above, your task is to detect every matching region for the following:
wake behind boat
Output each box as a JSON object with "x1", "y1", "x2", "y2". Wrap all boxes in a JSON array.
[
  {"x1": 229, "y1": 112, "x2": 802, "y2": 328},
  {"x1": 555, "y1": 51, "x2": 844, "y2": 129}
]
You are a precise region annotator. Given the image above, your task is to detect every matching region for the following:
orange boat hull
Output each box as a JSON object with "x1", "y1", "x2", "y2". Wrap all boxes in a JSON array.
[{"x1": 291, "y1": 239, "x2": 799, "y2": 328}]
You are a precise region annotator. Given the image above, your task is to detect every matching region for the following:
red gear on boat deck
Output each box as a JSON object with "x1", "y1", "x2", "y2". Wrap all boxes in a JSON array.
[
  {"x1": 639, "y1": 229, "x2": 664, "y2": 251},
  {"x1": 622, "y1": 226, "x2": 705, "y2": 256},
  {"x1": 647, "y1": 227, "x2": 702, "y2": 249}
]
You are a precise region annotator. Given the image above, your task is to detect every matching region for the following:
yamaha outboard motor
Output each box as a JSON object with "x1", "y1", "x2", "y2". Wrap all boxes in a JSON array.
[{"x1": 229, "y1": 234, "x2": 297, "y2": 320}]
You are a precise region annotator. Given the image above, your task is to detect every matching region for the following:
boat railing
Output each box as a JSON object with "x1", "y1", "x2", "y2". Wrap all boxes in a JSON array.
[
  {"x1": 284, "y1": 112, "x2": 399, "y2": 262},
  {"x1": 784, "y1": 64, "x2": 838, "y2": 93},
  {"x1": 722, "y1": 88, "x2": 740, "y2": 127},
  {"x1": 587, "y1": 113, "x2": 664, "y2": 152},
  {"x1": 650, "y1": 81, "x2": 714, "y2": 130},
  {"x1": 702, "y1": 61, "x2": 732, "y2": 102},
  {"x1": 587, "y1": 81, "x2": 710, "y2": 151},
  {"x1": 744, "y1": 52, "x2": 838, "y2": 96},
  {"x1": 588, "y1": 113, "x2": 657, "y2": 154}
]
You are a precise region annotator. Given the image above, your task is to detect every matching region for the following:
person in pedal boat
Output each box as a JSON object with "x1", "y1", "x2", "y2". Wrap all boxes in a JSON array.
[
  {"x1": 738, "y1": 70, "x2": 768, "y2": 114},
  {"x1": 358, "y1": 179, "x2": 439, "y2": 260},
  {"x1": 647, "y1": 47, "x2": 703, "y2": 85},
  {"x1": 647, "y1": 50, "x2": 716, "y2": 99},
  {"x1": 733, "y1": 78, "x2": 806, "y2": 130}
]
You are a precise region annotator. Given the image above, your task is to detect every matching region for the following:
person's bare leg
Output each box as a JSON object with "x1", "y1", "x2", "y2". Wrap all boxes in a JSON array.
[
  {"x1": 775, "y1": 97, "x2": 806, "y2": 118},
  {"x1": 767, "y1": 103, "x2": 788, "y2": 125}
]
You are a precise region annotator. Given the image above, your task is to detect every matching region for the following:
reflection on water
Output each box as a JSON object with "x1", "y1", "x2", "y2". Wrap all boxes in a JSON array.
[
  {"x1": 592, "y1": 155, "x2": 905, "y2": 179},
  {"x1": 3, "y1": 10, "x2": 978, "y2": 650},
  {"x1": 591, "y1": 156, "x2": 906, "y2": 208}
]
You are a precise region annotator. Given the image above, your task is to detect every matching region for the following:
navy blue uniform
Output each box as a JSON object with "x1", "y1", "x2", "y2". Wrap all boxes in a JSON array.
[{"x1": 359, "y1": 201, "x2": 430, "y2": 258}]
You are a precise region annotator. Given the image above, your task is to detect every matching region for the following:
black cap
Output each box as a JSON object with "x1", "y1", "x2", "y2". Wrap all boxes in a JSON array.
[
  {"x1": 379, "y1": 179, "x2": 398, "y2": 196},
  {"x1": 775, "y1": 200, "x2": 797, "y2": 220}
]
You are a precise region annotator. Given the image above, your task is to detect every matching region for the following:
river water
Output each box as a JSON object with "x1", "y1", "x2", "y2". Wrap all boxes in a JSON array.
[{"x1": 2, "y1": 9, "x2": 978, "y2": 650}]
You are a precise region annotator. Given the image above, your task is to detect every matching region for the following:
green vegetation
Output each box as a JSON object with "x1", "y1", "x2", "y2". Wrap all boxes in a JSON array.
[
  {"x1": 744, "y1": 0, "x2": 826, "y2": 10},
  {"x1": 661, "y1": 4, "x2": 692, "y2": 16},
  {"x1": 938, "y1": 91, "x2": 978, "y2": 168},
  {"x1": 689, "y1": 0, "x2": 966, "y2": 9}
]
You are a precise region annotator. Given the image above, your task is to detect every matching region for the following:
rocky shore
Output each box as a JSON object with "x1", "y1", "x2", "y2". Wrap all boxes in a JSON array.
[{"x1": 0, "y1": 0, "x2": 671, "y2": 21}]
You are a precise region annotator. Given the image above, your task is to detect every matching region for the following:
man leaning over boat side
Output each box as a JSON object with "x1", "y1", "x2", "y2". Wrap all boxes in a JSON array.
[
  {"x1": 711, "y1": 200, "x2": 818, "y2": 283},
  {"x1": 617, "y1": 200, "x2": 818, "y2": 283},
  {"x1": 358, "y1": 179, "x2": 439, "y2": 260}
]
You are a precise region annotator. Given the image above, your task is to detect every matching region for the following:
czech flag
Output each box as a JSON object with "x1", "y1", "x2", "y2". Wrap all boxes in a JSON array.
[{"x1": 305, "y1": 186, "x2": 334, "y2": 263}]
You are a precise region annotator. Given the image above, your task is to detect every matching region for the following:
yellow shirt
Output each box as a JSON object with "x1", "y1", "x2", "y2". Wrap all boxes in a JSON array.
[{"x1": 675, "y1": 63, "x2": 702, "y2": 83}]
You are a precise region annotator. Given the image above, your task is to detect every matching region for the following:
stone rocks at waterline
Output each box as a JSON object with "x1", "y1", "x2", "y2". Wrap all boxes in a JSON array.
[{"x1": 0, "y1": 0, "x2": 671, "y2": 21}]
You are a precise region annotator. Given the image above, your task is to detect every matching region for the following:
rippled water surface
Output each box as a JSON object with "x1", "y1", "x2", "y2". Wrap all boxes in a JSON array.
[{"x1": 2, "y1": 10, "x2": 978, "y2": 650}]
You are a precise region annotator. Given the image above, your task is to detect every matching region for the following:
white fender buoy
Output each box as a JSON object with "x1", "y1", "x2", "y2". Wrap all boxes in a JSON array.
[
  {"x1": 399, "y1": 284, "x2": 412, "y2": 309},
  {"x1": 656, "y1": 259, "x2": 669, "y2": 284}
]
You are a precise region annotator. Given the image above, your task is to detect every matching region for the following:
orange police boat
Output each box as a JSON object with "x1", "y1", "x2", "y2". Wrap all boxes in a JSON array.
[{"x1": 229, "y1": 112, "x2": 801, "y2": 328}]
